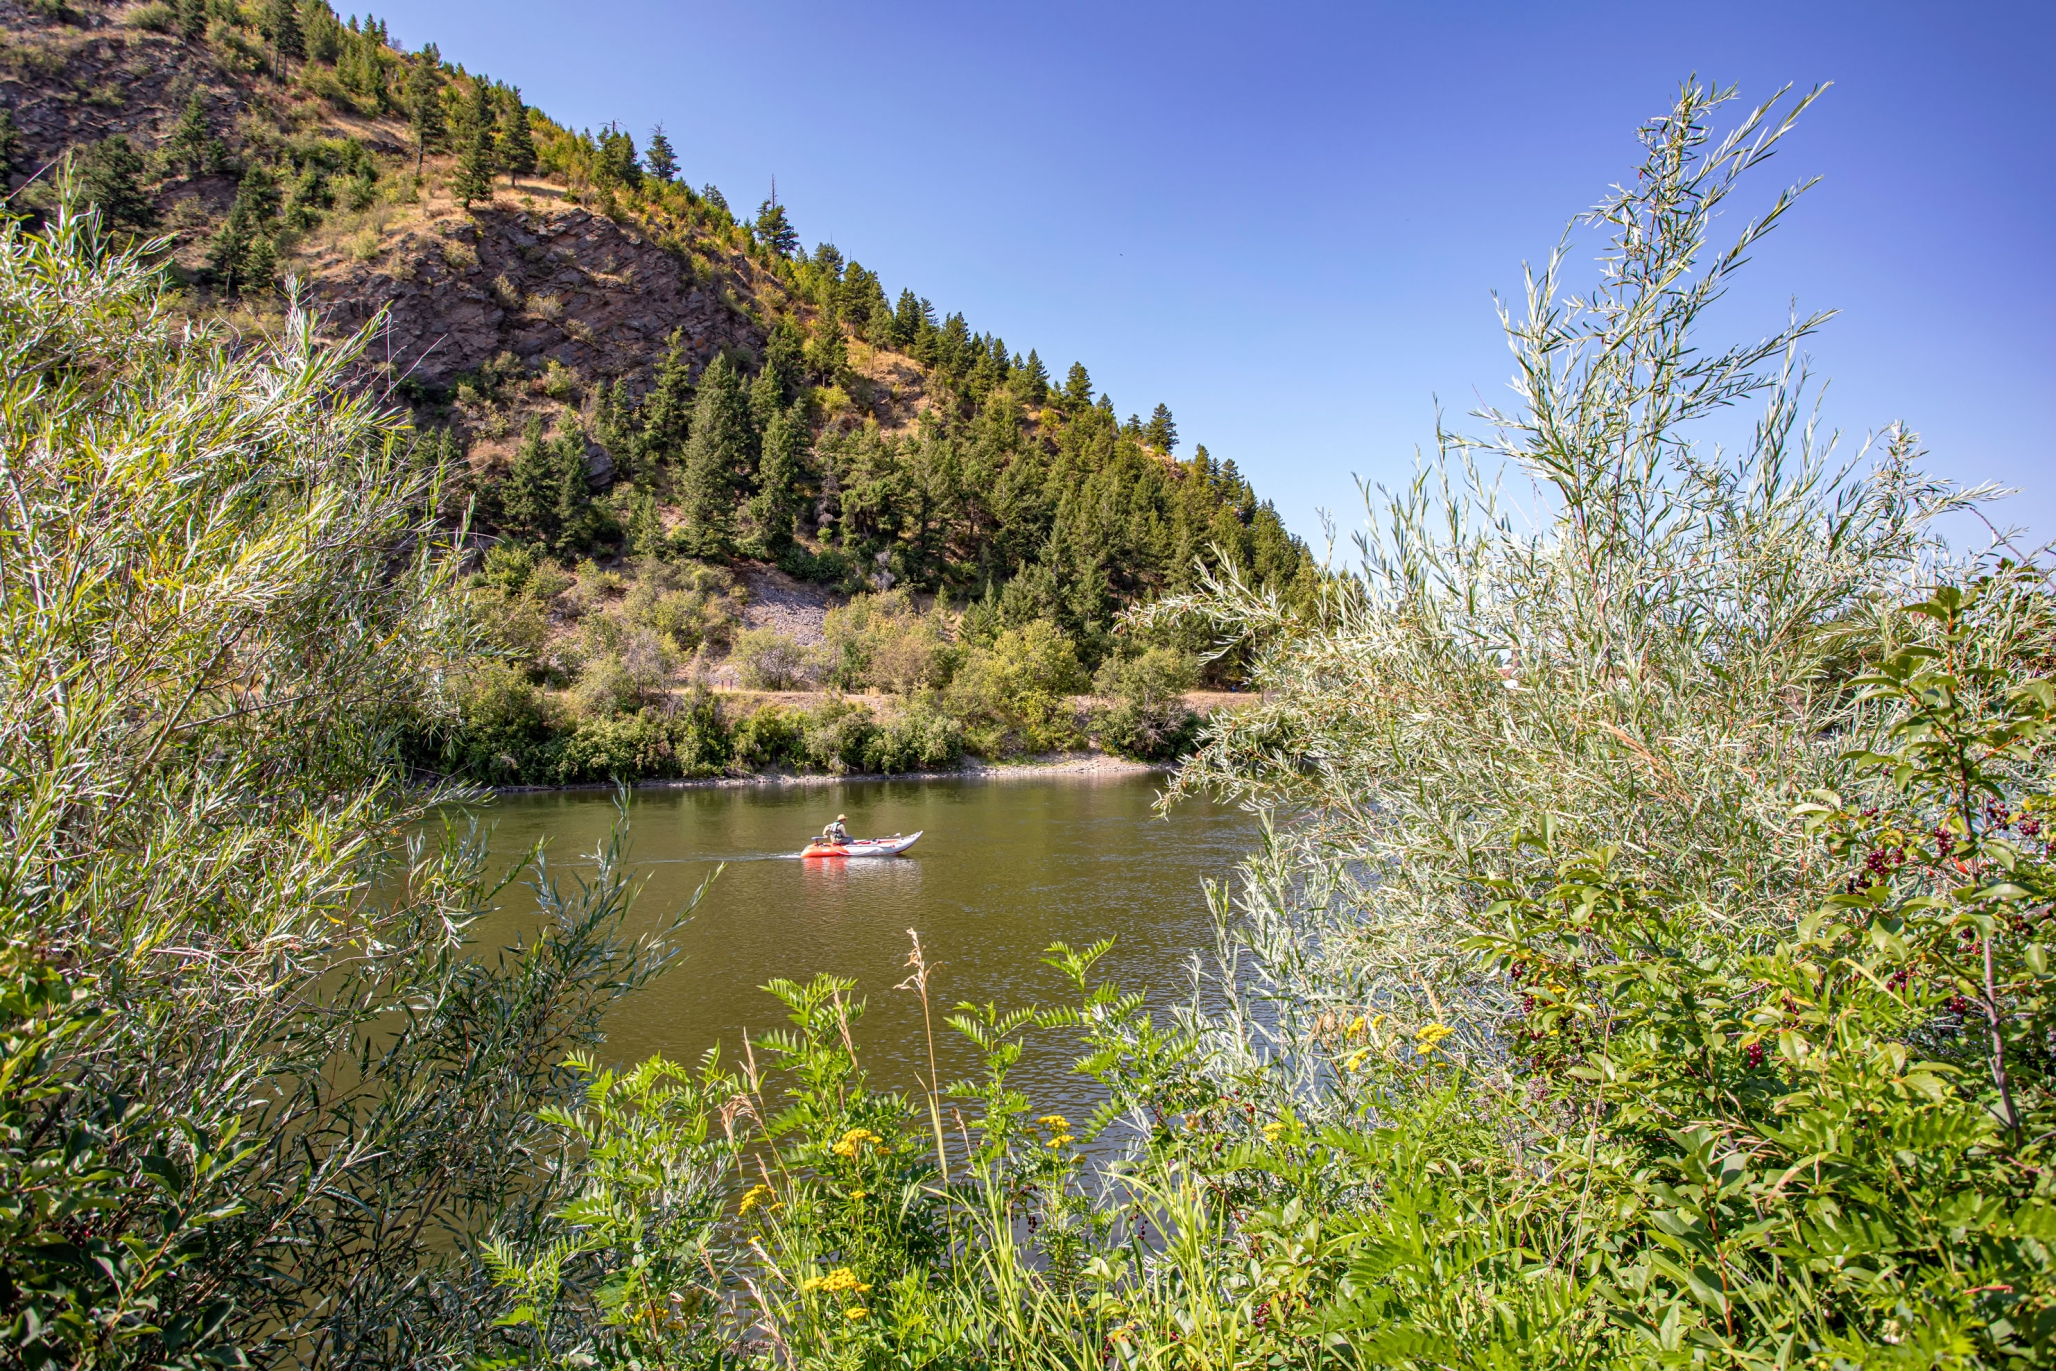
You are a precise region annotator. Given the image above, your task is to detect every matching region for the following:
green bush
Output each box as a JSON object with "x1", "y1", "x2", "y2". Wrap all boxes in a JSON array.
[
  {"x1": 730, "y1": 703, "x2": 805, "y2": 770},
  {"x1": 799, "y1": 699, "x2": 877, "y2": 774},
  {"x1": 729, "y1": 626, "x2": 812, "y2": 689},
  {"x1": 945, "y1": 618, "x2": 1087, "y2": 756},
  {"x1": 820, "y1": 589, "x2": 953, "y2": 693},
  {"x1": 1092, "y1": 646, "x2": 1200, "y2": 761},
  {"x1": 445, "y1": 661, "x2": 560, "y2": 783},
  {"x1": 567, "y1": 634, "x2": 673, "y2": 719},
  {"x1": 861, "y1": 695, "x2": 964, "y2": 774},
  {"x1": 551, "y1": 690, "x2": 730, "y2": 783},
  {"x1": 0, "y1": 189, "x2": 676, "y2": 1364}
]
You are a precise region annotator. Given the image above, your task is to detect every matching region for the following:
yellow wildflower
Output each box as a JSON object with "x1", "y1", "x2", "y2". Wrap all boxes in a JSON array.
[
  {"x1": 848, "y1": 1189, "x2": 869, "y2": 1202},
  {"x1": 738, "y1": 1183, "x2": 774, "y2": 1214},
  {"x1": 1346, "y1": 1015, "x2": 1367, "y2": 1038},
  {"x1": 1341, "y1": 1048, "x2": 1371, "y2": 1073},
  {"x1": 1261, "y1": 1120, "x2": 1287, "y2": 1143},
  {"x1": 1036, "y1": 1114, "x2": 1070, "y2": 1130},
  {"x1": 801, "y1": 1267, "x2": 872, "y2": 1295},
  {"x1": 1045, "y1": 1133, "x2": 1075, "y2": 1149},
  {"x1": 1414, "y1": 1023, "x2": 1456, "y2": 1055},
  {"x1": 846, "y1": 1307, "x2": 868, "y2": 1321},
  {"x1": 831, "y1": 1127, "x2": 883, "y2": 1159}
]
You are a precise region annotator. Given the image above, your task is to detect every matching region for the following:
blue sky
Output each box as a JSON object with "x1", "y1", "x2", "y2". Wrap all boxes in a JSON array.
[{"x1": 369, "y1": 0, "x2": 2051, "y2": 555}]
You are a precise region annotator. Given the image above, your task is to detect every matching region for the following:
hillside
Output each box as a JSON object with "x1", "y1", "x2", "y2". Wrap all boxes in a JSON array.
[{"x1": 1, "y1": 0, "x2": 1314, "y2": 651}]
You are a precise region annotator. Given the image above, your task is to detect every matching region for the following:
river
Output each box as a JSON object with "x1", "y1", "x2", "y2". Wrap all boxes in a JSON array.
[{"x1": 473, "y1": 770, "x2": 1257, "y2": 1124}]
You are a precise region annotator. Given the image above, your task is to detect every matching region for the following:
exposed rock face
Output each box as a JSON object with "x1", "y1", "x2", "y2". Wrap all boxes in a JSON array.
[
  {"x1": 301, "y1": 204, "x2": 766, "y2": 392},
  {"x1": 0, "y1": 5, "x2": 206, "y2": 165}
]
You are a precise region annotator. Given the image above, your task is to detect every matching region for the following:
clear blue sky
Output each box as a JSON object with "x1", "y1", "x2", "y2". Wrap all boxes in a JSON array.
[{"x1": 369, "y1": 0, "x2": 2051, "y2": 555}]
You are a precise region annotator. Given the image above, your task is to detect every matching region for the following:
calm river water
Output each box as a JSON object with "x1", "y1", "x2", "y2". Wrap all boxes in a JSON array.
[{"x1": 472, "y1": 772, "x2": 1256, "y2": 1121}]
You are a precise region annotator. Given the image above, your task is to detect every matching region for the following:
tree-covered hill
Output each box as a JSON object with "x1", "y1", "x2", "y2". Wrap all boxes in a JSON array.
[{"x1": 0, "y1": 0, "x2": 1317, "y2": 670}]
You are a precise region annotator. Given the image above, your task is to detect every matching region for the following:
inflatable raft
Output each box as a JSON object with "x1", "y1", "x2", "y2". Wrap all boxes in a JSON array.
[{"x1": 800, "y1": 831, "x2": 923, "y2": 859}]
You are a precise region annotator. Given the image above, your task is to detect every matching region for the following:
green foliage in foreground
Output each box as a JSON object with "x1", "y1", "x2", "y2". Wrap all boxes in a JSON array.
[{"x1": 0, "y1": 187, "x2": 687, "y2": 1367}]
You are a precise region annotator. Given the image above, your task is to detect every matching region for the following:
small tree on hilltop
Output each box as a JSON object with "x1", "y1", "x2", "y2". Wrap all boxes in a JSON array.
[
  {"x1": 1144, "y1": 402, "x2": 1178, "y2": 452},
  {"x1": 753, "y1": 192, "x2": 798, "y2": 259},
  {"x1": 1061, "y1": 361, "x2": 1092, "y2": 411},
  {"x1": 452, "y1": 122, "x2": 495, "y2": 208},
  {"x1": 450, "y1": 78, "x2": 498, "y2": 209},
  {"x1": 595, "y1": 123, "x2": 639, "y2": 190},
  {"x1": 1018, "y1": 349, "x2": 1049, "y2": 405},
  {"x1": 644, "y1": 124, "x2": 678, "y2": 184}
]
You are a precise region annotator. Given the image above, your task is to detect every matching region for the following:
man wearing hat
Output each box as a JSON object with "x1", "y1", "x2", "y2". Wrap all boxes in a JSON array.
[{"x1": 821, "y1": 813, "x2": 850, "y2": 845}]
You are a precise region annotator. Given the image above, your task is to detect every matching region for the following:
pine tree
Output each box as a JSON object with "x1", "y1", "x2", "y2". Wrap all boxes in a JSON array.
[
  {"x1": 593, "y1": 378, "x2": 635, "y2": 468},
  {"x1": 207, "y1": 187, "x2": 281, "y2": 298},
  {"x1": 78, "y1": 136, "x2": 157, "y2": 234},
  {"x1": 626, "y1": 487, "x2": 665, "y2": 558},
  {"x1": 644, "y1": 124, "x2": 678, "y2": 183},
  {"x1": 551, "y1": 431, "x2": 598, "y2": 553},
  {"x1": 162, "y1": 93, "x2": 223, "y2": 178},
  {"x1": 0, "y1": 110, "x2": 21, "y2": 183},
  {"x1": 638, "y1": 334, "x2": 695, "y2": 478},
  {"x1": 1061, "y1": 362, "x2": 1093, "y2": 411},
  {"x1": 405, "y1": 46, "x2": 444, "y2": 175},
  {"x1": 465, "y1": 74, "x2": 498, "y2": 146},
  {"x1": 301, "y1": 0, "x2": 343, "y2": 62},
  {"x1": 500, "y1": 419, "x2": 595, "y2": 552},
  {"x1": 232, "y1": 163, "x2": 281, "y2": 221},
  {"x1": 808, "y1": 298, "x2": 847, "y2": 382},
  {"x1": 752, "y1": 319, "x2": 804, "y2": 422},
  {"x1": 1144, "y1": 403, "x2": 1178, "y2": 452},
  {"x1": 498, "y1": 87, "x2": 536, "y2": 185},
  {"x1": 1019, "y1": 349, "x2": 1050, "y2": 405},
  {"x1": 500, "y1": 417, "x2": 559, "y2": 545},
  {"x1": 892, "y1": 289, "x2": 929, "y2": 347},
  {"x1": 208, "y1": 198, "x2": 254, "y2": 293},
  {"x1": 260, "y1": 0, "x2": 303, "y2": 80},
  {"x1": 595, "y1": 123, "x2": 639, "y2": 189},
  {"x1": 701, "y1": 184, "x2": 729, "y2": 215},
  {"x1": 451, "y1": 85, "x2": 497, "y2": 209},
  {"x1": 676, "y1": 354, "x2": 752, "y2": 555},
  {"x1": 749, "y1": 401, "x2": 811, "y2": 555},
  {"x1": 753, "y1": 194, "x2": 799, "y2": 258},
  {"x1": 243, "y1": 232, "x2": 279, "y2": 295}
]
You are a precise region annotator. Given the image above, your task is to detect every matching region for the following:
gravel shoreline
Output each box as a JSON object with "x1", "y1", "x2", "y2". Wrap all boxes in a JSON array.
[{"x1": 489, "y1": 751, "x2": 1168, "y2": 795}]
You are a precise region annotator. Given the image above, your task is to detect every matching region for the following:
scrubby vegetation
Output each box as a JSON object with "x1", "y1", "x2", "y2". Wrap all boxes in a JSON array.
[
  {"x1": 421, "y1": 553, "x2": 1203, "y2": 783},
  {"x1": 8, "y1": 78, "x2": 2054, "y2": 1371}
]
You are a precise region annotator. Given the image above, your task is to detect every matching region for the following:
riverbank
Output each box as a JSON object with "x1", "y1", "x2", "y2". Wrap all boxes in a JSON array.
[{"x1": 490, "y1": 749, "x2": 1168, "y2": 794}]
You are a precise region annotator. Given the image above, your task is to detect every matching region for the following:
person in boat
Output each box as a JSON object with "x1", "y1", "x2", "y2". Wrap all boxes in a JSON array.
[{"x1": 821, "y1": 814, "x2": 850, "y2": 845}]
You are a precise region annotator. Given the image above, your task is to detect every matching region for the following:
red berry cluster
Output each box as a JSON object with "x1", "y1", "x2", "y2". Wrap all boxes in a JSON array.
[{"x1": 1744, "y1": 1040, "x2": 1766, "y2": 1069}]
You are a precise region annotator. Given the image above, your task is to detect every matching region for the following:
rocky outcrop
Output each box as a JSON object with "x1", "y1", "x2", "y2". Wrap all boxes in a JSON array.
[{"x1": 301, "y1": 202, "x2": 767, "y2": 394}]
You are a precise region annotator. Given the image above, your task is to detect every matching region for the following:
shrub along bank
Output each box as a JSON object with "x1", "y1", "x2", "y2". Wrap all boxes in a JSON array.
[{"x1": 419, "y1": 551, "x2": 1205, "y2": 785}]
